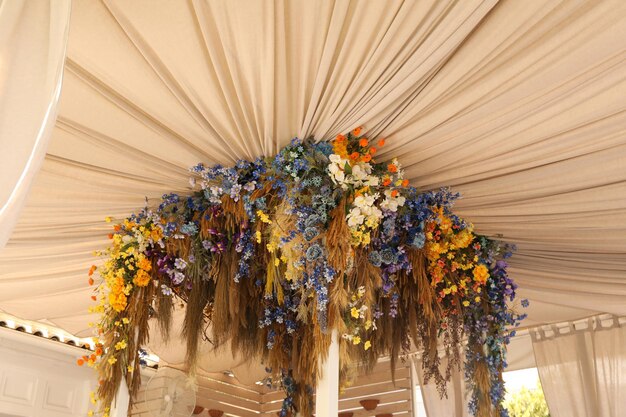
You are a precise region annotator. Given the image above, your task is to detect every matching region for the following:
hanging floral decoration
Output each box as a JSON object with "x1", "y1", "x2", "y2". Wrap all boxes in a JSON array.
[{"x1": 84, "y1": 130, "x2": 526, "y2": 417}]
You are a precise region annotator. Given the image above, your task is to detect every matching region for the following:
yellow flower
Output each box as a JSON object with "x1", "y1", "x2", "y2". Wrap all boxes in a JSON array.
[
  {"x1": 109, "y1": 292, "x2": 127, "y2": 312},
  {"x1": 133, "y1": 269, "x2": 151, "y2": 287},
  {"x1": 475, "y1": 296, "x2": 481, "y2": 303},
  {"x1": 350, "y1": 307, "x2": 360, "y2": 319},
  {"x1": 255, "y1": 230, "x2": 262, "y2": 243},
  {"x1": 115, "y1": 340, "x2": 127, "y2": 350},
  {"x1": 274, "y1": 258, "x2": 280, "y2": 267},
  {"x1": 462, "y1": 300, "x2": 470, "y2": 307},
  {"x1": 127, "y1": 365, "x2": 134, "y2": 373},
  {"x1": 122, "y1": 318, "x2": 130, "y2": 325},
  {"x1": 256, "y1": 210, "x2": 272, "y2": 224},
  {"x1": 105, "y1": 216, "x2": 113, "y2": 223},
  {"x1": 150, "y1": 227, "x2": 162, "y2": 242},
  {"x1": 88, "y1": 411, "x2": 94, "y2": 416},
  {"x1": 364, "y1": 320, "x2": 372, "y2": 330},
  {"x1": 364, "y1": 340, "x2": 371, "y2": 351},
  {"x1": 473, "y1": 264, "x2": 489, "y2": 285},
  {"x1": 352, "y1": 336, "x2": 361, "y2": 345},
  {"x1": 108, "y1": 357, "x2": 117, "y2": 365},
  {"x1": 137, "y1": 256, "x2": 152, "y2": 272}
]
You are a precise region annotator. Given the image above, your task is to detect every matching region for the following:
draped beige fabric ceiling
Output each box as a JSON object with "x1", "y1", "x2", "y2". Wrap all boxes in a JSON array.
[{"x1": 1, "y1": 0, "x2": 626, "y2": 352}]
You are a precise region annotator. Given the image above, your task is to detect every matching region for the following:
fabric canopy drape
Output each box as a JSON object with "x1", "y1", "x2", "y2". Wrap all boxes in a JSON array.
[
  {"x1": 0, "y1": 0, "x2": 71, "y2": 247},
  {"x1": 531, "y1": 316, "x2": 626, "y2": 417},
  {"x1": 0, "y1": 0, "x2": 625, "y2": 377}
]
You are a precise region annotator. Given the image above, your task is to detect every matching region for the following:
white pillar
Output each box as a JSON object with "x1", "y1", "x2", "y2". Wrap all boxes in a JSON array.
[
  {"x1": 316, "y1": 330, "x2": 339, "y2": 417},
  {"x1": 409, "y1": 356, "x2": 420, "y2": 417},
  {"x1": 110, "y1": 379, "x2": 130, "y2": 417}
]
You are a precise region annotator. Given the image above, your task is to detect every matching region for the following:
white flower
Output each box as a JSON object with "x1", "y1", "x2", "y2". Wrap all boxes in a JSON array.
[
  {"x1": 347, "y1": 207, "x2": 365, "y2": 227},
  {"x1": 328, "y1": 163, "x2": 341, "y2": 175},
  {"x1": 334, "y1": 171, "x2": 345, "y2": 183},
  {"x1": 365, "y1": 176, "x2": 379, "y2": 186},
  {"x1": 329, "y1": 154, "x2": 343, "y2": 164},
  {"x1": 352, "y1": 164, "x2": 368, "y2": 181}
]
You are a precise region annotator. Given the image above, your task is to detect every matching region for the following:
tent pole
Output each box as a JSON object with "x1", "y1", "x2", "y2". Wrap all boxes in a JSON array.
[{"x1": 316, "y1": 329, "x2": 339, "y2": 417}]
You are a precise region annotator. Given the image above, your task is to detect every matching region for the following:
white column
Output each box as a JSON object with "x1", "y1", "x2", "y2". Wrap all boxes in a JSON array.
[
  {"x1": 316, "y1": 330, "x2": 339, "y2": 417},
  {"x1": 110, "y1": 379, "x2": 130, "y2": 417},
  {"x1": 409, "y1": 356, "x2": 420, "y2": 417}
]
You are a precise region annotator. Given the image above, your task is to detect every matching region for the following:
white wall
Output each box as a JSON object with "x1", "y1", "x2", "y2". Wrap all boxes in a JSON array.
[{"x1": 0, "y1": 327, "x2": 96, "y2": 417}]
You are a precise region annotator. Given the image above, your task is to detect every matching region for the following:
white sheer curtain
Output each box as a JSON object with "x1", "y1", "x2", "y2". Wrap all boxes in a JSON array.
[
  {"x1": 414, "y1": 354, "x2": 470, "y2": 417},
  {"x1": 0, "y1": 0, "x2": 71, "y2": 247},
  {"x1": 531, "y1": 316, "x2": 626, "y2": 417}
]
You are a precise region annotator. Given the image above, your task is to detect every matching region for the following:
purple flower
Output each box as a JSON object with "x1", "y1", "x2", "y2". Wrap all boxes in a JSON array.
[
  {"x1": 174, "y1": 258, "x2": 187, "y2": 270},
  {"x1": 172, "y1": 271, "x2": 185, "y2": 285}
]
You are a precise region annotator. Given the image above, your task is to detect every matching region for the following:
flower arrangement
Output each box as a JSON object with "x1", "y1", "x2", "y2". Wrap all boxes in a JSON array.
[{"x1": 84, "y1": 130, "x2": 525, "y2": 417}]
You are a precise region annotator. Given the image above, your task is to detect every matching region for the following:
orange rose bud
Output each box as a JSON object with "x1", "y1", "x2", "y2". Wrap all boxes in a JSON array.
[
  {"x1": 95, "y1": 347, "x2": 103, "y2": 356},
  {"x1": 88, "y1": 265, "x2": 97, "y2": 276},
  {"x1": 350, "y1": 152, "x2": 360, "y2": 160},
  {"x1": 361, "y1": 154, "x2": 372, "y2": 162},
  {"x1": 359, "y1": 138, "x2": 368, "y2": 147},
  {"x1": 107, "y1": 233, "x2": 113, "y2": 239},
  {"x1": 369, "y1": 147, "x2": 377, "y2": 155},
  {"x1": 352, "y1": 127, "x2": 362, "y2": 136},
  {"x1": 391, "y1": 190, "x2": 399, "y2": 197},
  {"x1": 336, "y1": 134, "x2": 347, "y2": 143},
  {"x1": 88, "y1": 277, "x2": 95, "y2": 286},
  {"x1": 402, "y1": 179, "x2": 409, "y2": 187},
  {"x1": 388, "y1": 164, "x2": 398, "y2": 173},
  {"x1": 77, "y1": 358, "x2": 85, "y2": 366},
  {"x1": 113, "y1": 225, "x2": 121, "y2": 232},
  {"x1": 382, "y1": 178, "x2": 392, "y2": 186},
  {"x1": 91, "y1": 295, "x2": 97, "y2": 301},
  {"x1": 378, "y1": 139, "x2": 386, "y2": 147}
]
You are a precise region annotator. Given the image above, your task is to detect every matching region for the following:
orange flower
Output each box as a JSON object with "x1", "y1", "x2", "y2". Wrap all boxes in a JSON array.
[
  {"x1": 88, "y1": 277, "x2": 94, "y2": 286},
  {"x1": 88, "y1": 265, "x2": 97, "y2": 276},
  {"x1": 113, "y1": 225, "x2": 121, "y2": 232},
  {"x1": 90, "y1": 354, "x2": 97, "y2": 361},
  {"x1": 361, "y1": 154, "x2": 372, "y2": 162},
  {"x1": 91, "y1": 295, "x2": 97, "y2": 301},
  {"x1": 107, "y1": 233, "x2": 113, "y2": 239},
  {"x1": 352, "y1": 127, "x2": 362, "y2": 136},
  {"x1": 350, "y1": 152, "x2": 360, "y2": 161},
  {"x1": 388, "y1": 163, "x2": 398, "y2": 173},
  {"x1": 382, "y1": 178, "x2": 391, "y2": 186},
  {"x1": 335, "y1": 134, "x2": 347, "y2": 143},
  {"x1": 359, "y1": 138, "x2": 368, "y2": 147},
  {"x1": 369, "y1": 147, "x2": 377, "y2": 155},
  {"x1": 378, "y1": 139, "x2": 386, "y2": 147},
  {"x1": 95, "y1": 347, "x2": 103, "y2": 356},
  {"x1": 391, "y1": 190, "x2": 399, "y2": 197},
  {"x1": 402, "y1": 179, "x2": 409, "y2": 187},
  {"x1": 77, "y1": 358, "x2": 84, "y2": 366}
]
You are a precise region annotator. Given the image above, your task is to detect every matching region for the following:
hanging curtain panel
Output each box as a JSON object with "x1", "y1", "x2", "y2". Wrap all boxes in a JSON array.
[
  {"x1": 531, "y1": 316, "x2": 626, "y2": 417},
  {"x1": 0, "y1": 0, "x2": 71, "y2": 247}
]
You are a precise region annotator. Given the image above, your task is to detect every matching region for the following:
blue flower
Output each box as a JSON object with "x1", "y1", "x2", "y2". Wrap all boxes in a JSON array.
[
  {"x1": 521, "y1": 299, "x2": 529, "y2": 308},
  {"x1": 380, "y1": 248, "x2": 396, "y2": 265},
  {"x1": 306, "y1": 244, "x2": 323, "y2": 261},
  {"x1": 180, "y1": 222, "x2": 198, "y2": 236},
  {"x1": 305, "y1": 214, "x2": 320, "y2": 228},
  {"x1": 368, "y1": 251, "x2": 382, "y2": 267},
  {"x1": 303, "y1": 227, "x2": 319, "y2": 241},
  {"x1": 411, "y1": 232, "x2": 426, "y2": 248}
]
